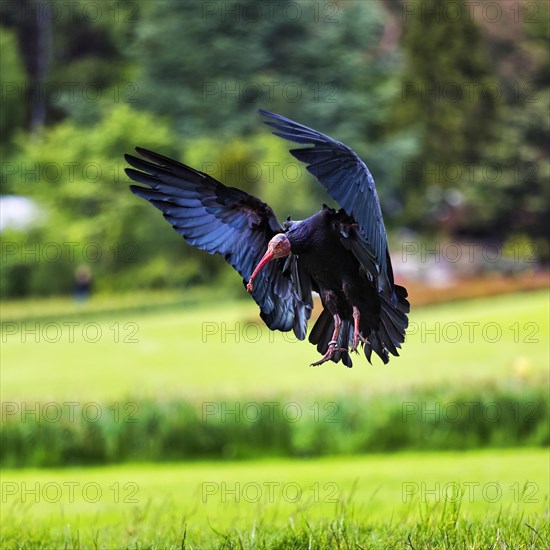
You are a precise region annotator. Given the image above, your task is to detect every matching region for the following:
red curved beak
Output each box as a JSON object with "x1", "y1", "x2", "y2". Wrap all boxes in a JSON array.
[{"x1": 246, "y1": 247, "x2": 275, "y2": 292}]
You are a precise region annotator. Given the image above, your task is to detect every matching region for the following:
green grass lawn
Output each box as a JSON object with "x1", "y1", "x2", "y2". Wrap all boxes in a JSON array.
[
  {"x1": 1, "y1": 290, "x2": 548, "y2": 401},
  {"x1": 1, "y1": 449, "x2": 548, "y2": 548},
  {"x1": 2, "y1": 291, "x2": 548, "y2": 547}
]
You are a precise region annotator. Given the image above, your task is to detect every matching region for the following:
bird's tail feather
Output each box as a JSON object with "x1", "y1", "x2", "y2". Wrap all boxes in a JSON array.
[
  {"x1": 361, "y1": 285, "x2": 409, "y2": 364},
  {"x1": 309, "y1": 283, "x2": 409, "y2": 367}
]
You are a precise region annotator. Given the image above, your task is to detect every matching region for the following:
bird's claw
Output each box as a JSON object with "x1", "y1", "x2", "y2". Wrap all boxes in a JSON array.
[
  {"x1": 350, "y1": 332, "x2": 368, "y2": 353},
  {"x1": 310, "y1": 340, "x2": 348, "y2": 366}
]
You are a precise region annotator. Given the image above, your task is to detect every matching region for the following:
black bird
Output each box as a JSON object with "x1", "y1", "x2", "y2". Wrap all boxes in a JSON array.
[{"x1": 125, "y1": 110, "x2": 409, "y2": 367}]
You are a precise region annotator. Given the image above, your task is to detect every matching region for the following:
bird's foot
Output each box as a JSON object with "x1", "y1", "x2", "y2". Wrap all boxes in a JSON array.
[
  {"x1": 350, "y1": 331, "x2": 368, "y2": 353},
  {"x1": 310, "y1": 340, "x2": 347, "y2": 366}
]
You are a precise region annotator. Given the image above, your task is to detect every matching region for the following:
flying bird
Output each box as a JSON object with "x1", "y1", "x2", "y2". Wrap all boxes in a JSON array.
[{"x1": 125, "y1": 110, "x2": 409, "y2": 367}]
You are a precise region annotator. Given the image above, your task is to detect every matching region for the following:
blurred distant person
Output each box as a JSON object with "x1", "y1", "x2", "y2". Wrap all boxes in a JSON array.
[{"x1": 74, "y1": 265, "x2": 92, "y2": 302}]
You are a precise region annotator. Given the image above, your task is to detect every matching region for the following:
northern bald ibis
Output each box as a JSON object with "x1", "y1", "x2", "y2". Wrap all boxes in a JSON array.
[{"x1": 125, "y1": 110, "x2": 409, "y2": 367}]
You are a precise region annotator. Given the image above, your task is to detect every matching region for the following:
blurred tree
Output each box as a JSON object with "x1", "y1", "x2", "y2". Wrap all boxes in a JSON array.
[
  {"x1": 460, "y1": 1, "x2": 549, "y2": 249},
  {"x1": 395, "y1": 0, "x2": 499, "y2": 232},
  {"x1": 0, "y1": 0, "x2": 136, "y2": 129},
  {"x1": 0, "y1": 27, "x2": 27, "y2": 160},
  {"x1": 2, "y1": 105, "x2": 189, "y2": 296},
  {"x1": 131, "y1": 1, "x2": 398, "y2": 137},
  {"x1": 0, "y1": 0, "x2": 52, "y2": 131},
  {"x1": 393, "y1": 0, "x2": 548, "y2": 251},
  {"x1": 130, "y1": 0, "x2": 413, "y2": 218}
]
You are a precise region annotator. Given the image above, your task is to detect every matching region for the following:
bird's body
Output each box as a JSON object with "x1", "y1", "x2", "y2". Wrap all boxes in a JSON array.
[
  {"x1": 125, "y1": 110, "x2": 409, "y2": 367},
  {"x1": 284, "y1": 208, "x2": 374, "y2": 366},
  {"x1": 280, "y1": 205, "x2": 407, "y2": 366},
  {"x1": 286, "y1": 210, "x2": 355, "y2": 285}
]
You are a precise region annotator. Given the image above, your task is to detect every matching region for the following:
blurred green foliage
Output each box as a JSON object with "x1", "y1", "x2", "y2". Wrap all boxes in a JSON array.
[
  {"x1": 2, "y1": 105, "x2": 189, "y2": 296},
  {"x1": 0, "y1": 0, "x2": 548, "y2": 297},
  {"x1": 2, "y1": 383, "x2": 547, "y2": 467},
  {"x1": 396, "y1": 0, "x2": 499, "y2": 227},
  {"x1": 0, "y1": 28, "x2": 26, "y2": 157}
]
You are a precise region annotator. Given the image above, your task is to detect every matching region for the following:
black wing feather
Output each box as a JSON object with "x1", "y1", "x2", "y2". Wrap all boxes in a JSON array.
[
  {"x1": 126, "y1": 148, "x2": 311, "y2": 337},
  {"x1": 261, "y1": 111, "x2": 409, "y2": 361},
  {"x1": 259, "y1": 110, "x2": 410, "y2": 306},
  {"x1": 259, "y1": 109, "x2": 388, "y2": 280}
]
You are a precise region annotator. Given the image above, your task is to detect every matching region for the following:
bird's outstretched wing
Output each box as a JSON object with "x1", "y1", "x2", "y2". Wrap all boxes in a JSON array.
[
  {"x1": 259, "y1": 109, "x2": 390, "y2": 289},
  {"x1": 260, "y1": 110, "x2": 409, "y2": 363},
  {"x1": 125, "y1": 147, "x2": 311, "y2": 338}
]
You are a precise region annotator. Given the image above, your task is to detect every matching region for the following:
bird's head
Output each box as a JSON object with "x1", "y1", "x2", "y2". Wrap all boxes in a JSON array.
[{"x1": 246, "y1": 233, "x2": 291, "y2": 292}]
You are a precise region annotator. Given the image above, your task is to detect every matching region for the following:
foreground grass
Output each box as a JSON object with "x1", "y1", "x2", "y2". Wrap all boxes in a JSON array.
[
  {"x1": 1, "y1": 290, "x2": 548, "y2": 401},
  {"x1": 1, "y1": 449, "x2": 548, "y2": 548},
  {"x1": 3, "y1": 513, "x2": 547, "y2": 549}
]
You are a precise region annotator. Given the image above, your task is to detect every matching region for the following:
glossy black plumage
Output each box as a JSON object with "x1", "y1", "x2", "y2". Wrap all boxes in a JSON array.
[
  {"x1": 259, "y1": 109, "x2": 389, "y2": 291},
  {"x1": 125, "y1": 148, "x2": 312, "y2": 340},
  {"x1": 125, "y1": 111, "x2": 409, "y2": 367}
]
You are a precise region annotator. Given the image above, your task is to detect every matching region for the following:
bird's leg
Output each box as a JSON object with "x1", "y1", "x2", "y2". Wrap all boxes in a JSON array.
[
  {"x1": 351, "y1": 306, "x2": 368, "y2": 352},
  {"x1": 311, "y1": 313, "x2": 347, "y2": 366}
]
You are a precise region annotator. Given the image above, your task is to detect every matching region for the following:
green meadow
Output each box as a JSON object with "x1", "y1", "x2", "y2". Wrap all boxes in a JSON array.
[
  {"x1": 2, "y1": 290, "x2": 548, "y2": 401},
  {"x1": 1, "y1": 290, "x2": 549, "y2": 547}
]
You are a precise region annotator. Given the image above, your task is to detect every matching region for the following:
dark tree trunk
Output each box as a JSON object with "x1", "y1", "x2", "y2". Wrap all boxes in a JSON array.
[{"x1": 29, "y1": 0, "x2": 52, "y2": 133}]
